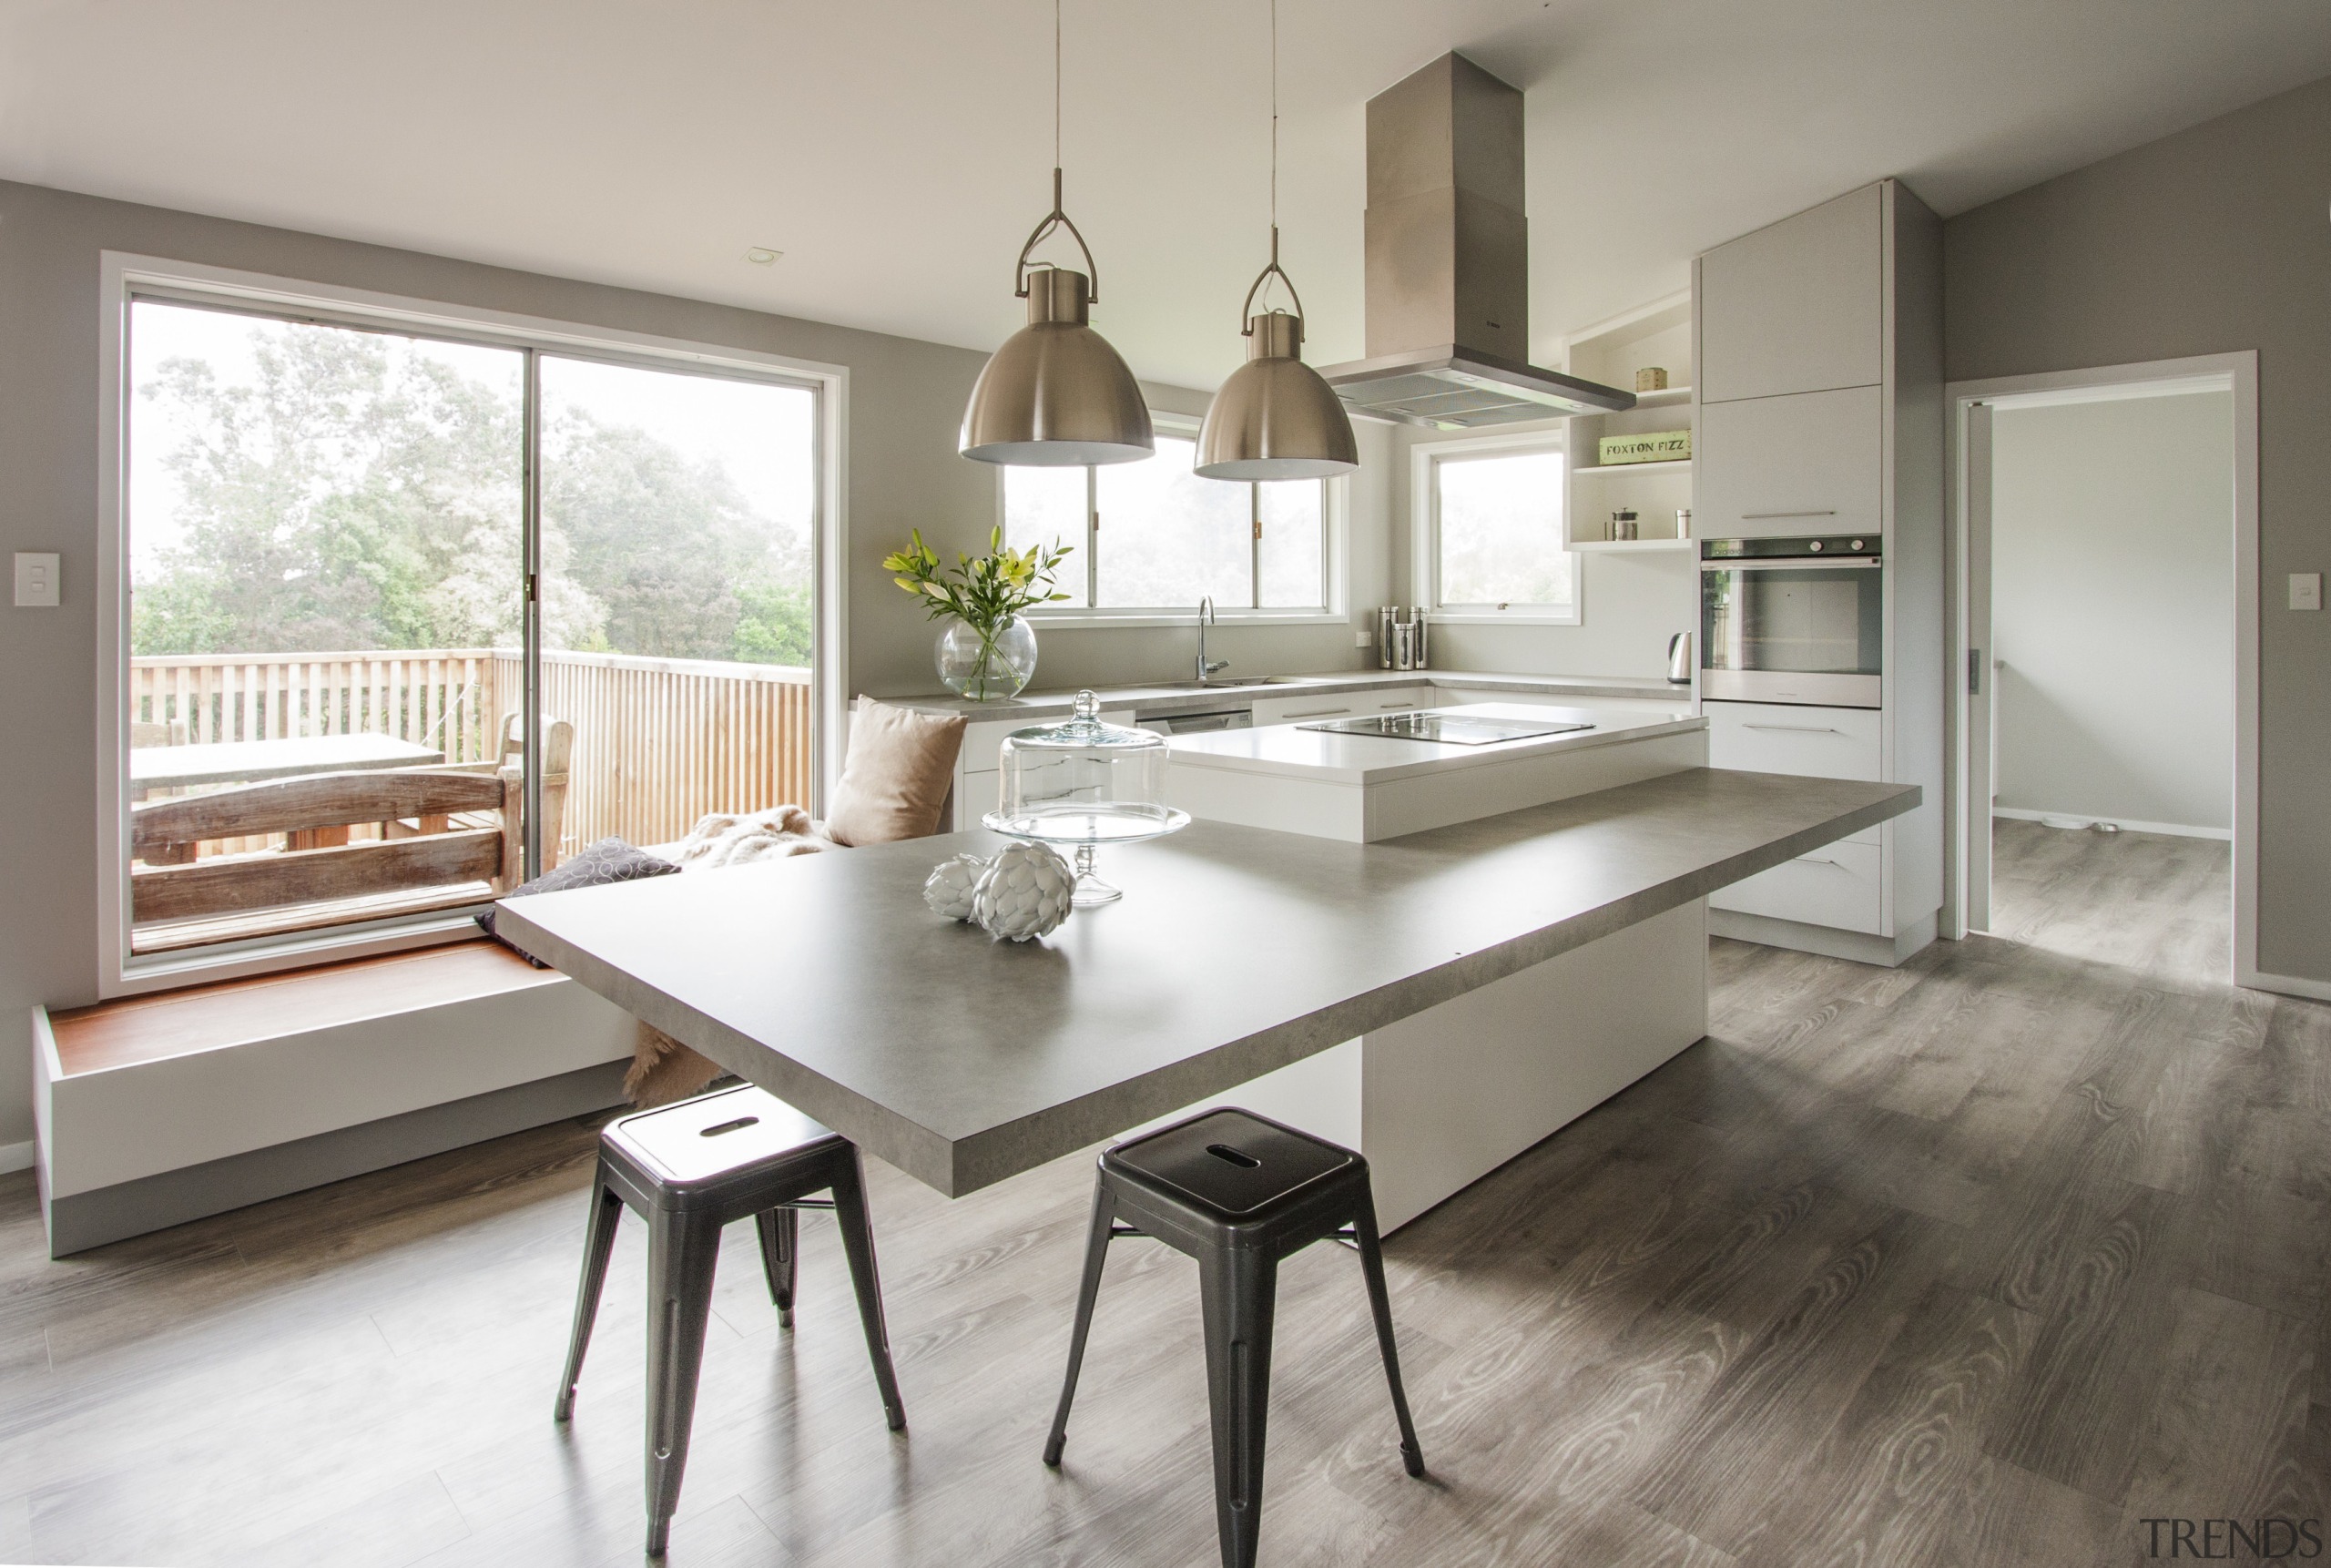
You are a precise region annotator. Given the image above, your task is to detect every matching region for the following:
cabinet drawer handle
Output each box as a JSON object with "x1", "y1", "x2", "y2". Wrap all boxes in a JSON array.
[
  {"x1": 1744, "y1": 722, "x2": 1843, "y2": 735},
  {"x1": 1379, "y1": 699, "x2": 1422, "y2": 708},
  {"x1": 1285, "y1": 707, "x2": 1352, "y2": 720},
  {"x1": 1741, "y1": 509, "x2": 1838, "y2": 520}
]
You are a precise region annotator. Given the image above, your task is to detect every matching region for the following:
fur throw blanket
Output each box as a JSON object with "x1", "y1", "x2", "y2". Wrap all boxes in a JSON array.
[
  {"x1": 667, "y1": 804, "x2": 830, "y2": 869},
  {"x1": 621, "y1": 805, "x2": 830, "y2": 1106}
]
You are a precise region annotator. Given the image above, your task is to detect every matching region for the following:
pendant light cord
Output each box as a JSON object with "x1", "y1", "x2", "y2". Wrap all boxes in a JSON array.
[
  {"x1": 1269, "y1": 0, "x2": 1278, "y2": 238},
  {"x1": 1054, "y1": 0, "x2": 1063, "y2": 172}
]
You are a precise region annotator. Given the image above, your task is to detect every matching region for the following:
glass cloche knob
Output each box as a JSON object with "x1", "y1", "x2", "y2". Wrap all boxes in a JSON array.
[{"x1": 983, "y1": 688, "x2": 1189, "y2": 905}]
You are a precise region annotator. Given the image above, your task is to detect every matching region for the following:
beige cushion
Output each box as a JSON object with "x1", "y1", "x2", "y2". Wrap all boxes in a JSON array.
[{"x1": 824, "y1": 697, "x2": 968, "y2": 846}]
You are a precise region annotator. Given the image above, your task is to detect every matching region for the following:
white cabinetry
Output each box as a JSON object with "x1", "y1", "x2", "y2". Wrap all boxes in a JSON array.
[
  {"x1": 1695, "y1": 178, "x2": 1944, "y2": 966},
  {"x1": 1696, "y1": 184, "x2": 1884, "y2": 402},
  {"x1": 1695, "y1": 385, "x2": 1885, "y2": 538},
  {"x1": 1250, "y1": 686, "x2": 1434, "y2": 728}
]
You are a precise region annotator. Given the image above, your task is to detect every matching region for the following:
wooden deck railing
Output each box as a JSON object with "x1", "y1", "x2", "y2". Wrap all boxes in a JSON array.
[{"x1": 132, "y1": 648, "x2": 815, "y2": 857}]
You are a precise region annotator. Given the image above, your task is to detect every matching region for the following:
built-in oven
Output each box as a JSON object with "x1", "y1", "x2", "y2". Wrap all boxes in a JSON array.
[{"x1": 1700, "y1": 535, "x2": 1883, "y2": 708}]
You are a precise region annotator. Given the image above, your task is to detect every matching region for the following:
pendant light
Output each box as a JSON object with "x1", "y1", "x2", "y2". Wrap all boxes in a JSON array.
[
  {"x1": 1195, "y1": 0, "x2": 1358, "y2": 481},
  {"x1": 960, "y1": 0, "x2": 1154, "y2": 467}
]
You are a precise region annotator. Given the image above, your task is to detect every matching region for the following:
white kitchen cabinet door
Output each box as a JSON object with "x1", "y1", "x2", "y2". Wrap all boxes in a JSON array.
[
  {"x1": 1251, "y1": 687, "x2": 1429, "y2": 728},
  {"x1": 1705, "y1": 701, "x2": 1882, "y2": 779},
  {"x1": 1697, "y1": 184, "x2": 1883, "y2": 403},
  {"x1": 1711, "y1": 839, "x2": 1885, "y2": 932},
  {"x1": 1695, "y1": 385, "x2": 1884, "y2": 538}
]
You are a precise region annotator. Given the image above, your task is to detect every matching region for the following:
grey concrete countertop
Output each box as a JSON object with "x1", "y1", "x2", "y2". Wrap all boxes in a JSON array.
[
  {"x1": 888, "y1": 667, "x2": 1694, "y2": 722},
  {"x1": 496, "y1": 768, "x2": 1916, "y2": 1198}
]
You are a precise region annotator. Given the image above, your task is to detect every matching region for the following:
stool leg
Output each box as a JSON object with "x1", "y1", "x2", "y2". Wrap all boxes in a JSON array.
[
  {"x1": 554, "y1": 1176, "x2": 625, "y2": 1422},
  {"x1": 829, "y1": 1148, "x2": 907, "y2": 1432},
  {"x1": 754, "y1": 1207, "x2": 799, "y2": 1329},
  {"x1": 1042, "y1": 1179, "x2": 1117, "y2": 1466},
  {"x1": 1352, "y1": 1200, "x2": 1426, "y2": 1479},
  {"x1": 1199, "y1": 1246, "x2": 1277, "y2": 1568},
  {"x1": 643, "y1": 1210, "x2": 722, "y2": 1559}
]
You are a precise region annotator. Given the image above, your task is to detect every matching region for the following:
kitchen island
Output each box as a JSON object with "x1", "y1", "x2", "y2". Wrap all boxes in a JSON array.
[
  {"x1": 1159, "y1": 700, "x2": 1727, "y2": 1224},
  {"x1": 496, "y1": 766, "x2": 1918, "y2": 1229}
]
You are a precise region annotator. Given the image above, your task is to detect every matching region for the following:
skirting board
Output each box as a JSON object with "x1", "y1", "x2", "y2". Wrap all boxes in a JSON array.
[
  {"x1": 0, "y1": 1140, "x2": 31, "y2": 1176},
  {"x1": 2243, "y1": 969, "x2": 2331, "y2": 1003},
  {"x1": 1992, "y1": 806, "x2": 2232, "y2": 841},
  {"x1": 1710, "y1": 907, "x2": 1939, "y2": 968},
  {"x1": 45, "y1": 1058, "x2": 628, "y2": 1257}
]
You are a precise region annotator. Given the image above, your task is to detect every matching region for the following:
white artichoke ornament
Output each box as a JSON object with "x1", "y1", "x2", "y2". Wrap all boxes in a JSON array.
[
  {"x1": 972, "y1": 842, "x2": 1074, "y2": 942},
  {"x1": 922, "y1": 852, "x2": 992, "y2": 921}
]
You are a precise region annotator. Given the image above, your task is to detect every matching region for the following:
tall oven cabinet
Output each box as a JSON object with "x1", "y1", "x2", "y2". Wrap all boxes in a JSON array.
[{"x1": 1694, "y1": 179, "x2": 1945, "y2": 966}]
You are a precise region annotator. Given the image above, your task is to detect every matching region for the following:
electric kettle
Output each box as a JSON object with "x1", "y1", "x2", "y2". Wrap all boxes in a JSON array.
[{"x1": 1667, "y1": 630, "x2": 1695, "y2": 686}]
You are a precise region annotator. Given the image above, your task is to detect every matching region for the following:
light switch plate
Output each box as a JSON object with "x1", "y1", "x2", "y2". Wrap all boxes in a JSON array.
[
  {"x1": 14, "y1": 552, "x2": 59, "y2": 607},
  {"x1": 1355, "y1": 629, "x2": 1372, "y2": 647},
  {"x1": 2291, "y1": 573, "x2": 2322, "y2": 611}
]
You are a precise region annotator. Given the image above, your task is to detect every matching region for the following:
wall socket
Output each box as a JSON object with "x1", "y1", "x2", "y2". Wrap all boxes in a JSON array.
[
  {"x1": 2291, "y1": 573, "x2": 2322, "y2": 612},
  {"x1": 1354, "y1": 628, "x2": 1371, "y2": 647},
  {"x1": 14, "y1": 552, "x2": 60, "y2": 607}
]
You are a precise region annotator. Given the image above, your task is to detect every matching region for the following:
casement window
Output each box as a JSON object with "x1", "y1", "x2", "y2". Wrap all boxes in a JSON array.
[
  {"x1": 1415, "y1": 441, "x2": 1580, "y2": 625},
  {"x1": 1002, "y1": 419, "x2": 1329, "y2": 615},
  {"x1": 106, "y1": 264, "x2": 836, "y2": 987}
]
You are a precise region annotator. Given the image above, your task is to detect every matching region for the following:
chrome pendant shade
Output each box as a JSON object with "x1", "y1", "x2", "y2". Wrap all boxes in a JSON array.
[
  {"x1": 959, "y1": 0, "x2": 1153, "y2": 469},
  {"x1": 961, "y1": 224, "x2": 1153, "y2": 467},
  {"x1": 1196, "y1": 278, "x2": 1358, "y2": 481},
  {"x1": 1195, "y1": 2, "x2": 1359, "y2": 483}
]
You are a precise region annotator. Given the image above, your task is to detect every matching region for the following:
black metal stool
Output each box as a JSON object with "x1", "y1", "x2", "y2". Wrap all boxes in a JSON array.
[
  {"x1": 554, "y1": 1083, "x2": 906, "y2": 1558},
  {"x1": 1043, "y1": 1107, "x2": 1425, "y2": 1568}
]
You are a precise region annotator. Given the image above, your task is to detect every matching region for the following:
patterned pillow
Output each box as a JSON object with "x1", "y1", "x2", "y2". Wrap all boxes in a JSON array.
[{"x1": 476, "y1": 837, "x2": 683, "y2": 962}]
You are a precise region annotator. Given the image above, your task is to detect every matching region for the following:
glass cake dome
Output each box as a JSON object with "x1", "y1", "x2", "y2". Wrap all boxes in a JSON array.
[{"x1": 983, "y1": 689, "x2": 1189, "y2": 905}]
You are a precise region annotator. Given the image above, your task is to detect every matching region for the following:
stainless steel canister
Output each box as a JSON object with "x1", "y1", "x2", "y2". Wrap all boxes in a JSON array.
[
  {"x1": 1391, "y1": 621, "x2": 1415, "y2": 671},
  {"x1": 1378, "y1": 606, "x2": 1396, "y2": 669},
  {"x1": 1410, "y1": 608, "x2": 1428, "y2": 669}
]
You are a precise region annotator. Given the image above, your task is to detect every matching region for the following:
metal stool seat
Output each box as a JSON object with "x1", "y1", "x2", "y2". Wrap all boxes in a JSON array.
[
  {"x1": 1043, "y1": 1107, "x2": 1425, "y2": 1568},
  {"x1": 554, "y1": 1083, "x2": 906, "y2": 1558}
]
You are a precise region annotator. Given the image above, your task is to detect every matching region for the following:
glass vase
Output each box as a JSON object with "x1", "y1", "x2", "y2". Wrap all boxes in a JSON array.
[{"x1": 935, "y1": 614, "x2": 1038, "y2": 702}]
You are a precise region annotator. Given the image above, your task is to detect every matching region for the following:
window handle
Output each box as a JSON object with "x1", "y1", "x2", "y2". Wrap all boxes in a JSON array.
[
  {"x1": 1795, "y1": 855, "x2": 1847, "y2": 869},
  {"x1": 1743, "y1": 722, "x2": 1842, "y2": 735}
]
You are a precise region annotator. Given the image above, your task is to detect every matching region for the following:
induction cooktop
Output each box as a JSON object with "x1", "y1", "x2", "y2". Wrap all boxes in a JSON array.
[{"x1": 1297, "y1": 711, "x2": 1594, "y2": 746}]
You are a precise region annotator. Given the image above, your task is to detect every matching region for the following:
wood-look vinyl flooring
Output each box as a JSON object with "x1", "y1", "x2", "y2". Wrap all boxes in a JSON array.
[{"x1": 1, "y1": 820, "x2": 2322, "y2": 1566}]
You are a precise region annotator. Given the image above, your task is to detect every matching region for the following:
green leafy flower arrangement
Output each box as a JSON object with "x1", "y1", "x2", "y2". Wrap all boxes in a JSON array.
[{"x1": 884, "y1": 526, "x2": 1074, "y2": 698}]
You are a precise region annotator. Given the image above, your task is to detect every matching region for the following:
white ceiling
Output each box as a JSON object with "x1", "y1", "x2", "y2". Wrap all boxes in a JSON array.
[{"x1": 5, "y1": 0, "x2": 2328, "y2": 391}]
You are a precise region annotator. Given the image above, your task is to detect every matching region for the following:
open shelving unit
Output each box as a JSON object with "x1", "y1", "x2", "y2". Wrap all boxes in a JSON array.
[{"x1": 1560, "y1": 291, "x2": 1697, "y2": 549}]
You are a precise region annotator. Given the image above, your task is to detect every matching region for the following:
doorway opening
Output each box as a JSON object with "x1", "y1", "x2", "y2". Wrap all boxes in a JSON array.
[{"x1": 1947, "y1": 352, "x2": 2261, "y2": 986}]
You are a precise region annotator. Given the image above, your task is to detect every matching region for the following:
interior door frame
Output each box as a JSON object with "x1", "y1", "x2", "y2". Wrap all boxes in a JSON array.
[{"x1": 1941, "y1": 352, "x2": 2259, "y2": 983}]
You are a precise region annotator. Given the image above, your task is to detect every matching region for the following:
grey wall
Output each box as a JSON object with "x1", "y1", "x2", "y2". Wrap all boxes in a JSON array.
[
  {"x1": 1384, "y1": 424, "x2": 1700, "y2": 679},
  {"x1": 1991, "y1": 392, "x2": 2235, "y2": 832},
  {"x1": 1944, "y1": 73, "x2": 2331, "y2": 981},
  {"x1": 0, "y1": 178, "x2": 1389, "y2": 1152}
]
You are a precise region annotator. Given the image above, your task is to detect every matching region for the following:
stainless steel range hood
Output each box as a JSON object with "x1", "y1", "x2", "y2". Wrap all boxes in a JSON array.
[{"x1": 1318, "y1": 53, "x2": 1634, "y2": 428}]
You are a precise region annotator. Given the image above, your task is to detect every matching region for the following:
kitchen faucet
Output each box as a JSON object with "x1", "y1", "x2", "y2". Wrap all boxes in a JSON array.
[{"x1": 1196, "y1": 596, "x2": 1228, "y2": 683}]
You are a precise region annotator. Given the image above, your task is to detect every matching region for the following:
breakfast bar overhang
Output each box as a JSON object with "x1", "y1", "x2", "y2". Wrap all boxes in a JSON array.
[{"x1": 496, "y1": 766, "x2": 1919, "y2": 1226}]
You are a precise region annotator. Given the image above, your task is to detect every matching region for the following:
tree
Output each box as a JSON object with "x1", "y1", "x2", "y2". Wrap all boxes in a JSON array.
[{"x1": 132, "y1": 312, "x2": 812, "y2": 667}]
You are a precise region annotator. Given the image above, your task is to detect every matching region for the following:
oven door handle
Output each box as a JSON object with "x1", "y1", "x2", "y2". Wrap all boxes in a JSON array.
[{"x1": 1699, "y1": 557, "x2": 1881, "y2": 572}]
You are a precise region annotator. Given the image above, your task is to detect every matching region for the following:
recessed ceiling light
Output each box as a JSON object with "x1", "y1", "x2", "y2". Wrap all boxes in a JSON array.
[{"x1": 744, "y1": 247, "x2": 782, "y2": 266}]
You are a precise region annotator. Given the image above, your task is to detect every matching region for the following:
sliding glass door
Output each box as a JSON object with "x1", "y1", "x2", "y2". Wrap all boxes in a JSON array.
[
  {"x1": 534, "y1": 356, "x2": 819, "y2": 860},
  {"x1": 121, "y1": 295, "x2": 821, "y2": 961}
]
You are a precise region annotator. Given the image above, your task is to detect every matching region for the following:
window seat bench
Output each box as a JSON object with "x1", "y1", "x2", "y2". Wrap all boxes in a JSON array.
[{"x1": 32, "y1": 940, "x2": 637, "y2": 1257}]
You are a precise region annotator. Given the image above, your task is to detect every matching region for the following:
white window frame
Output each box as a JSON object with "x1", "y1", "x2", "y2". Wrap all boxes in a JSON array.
[
  {"x1": 998, "y1": 412, "x2": 1345, "y2": 627},
  {"x1": 95, "y1": 252, "x2": 850, "y2": 998},
  {"x1": 1410, "y1": 428, "x2": 1584, "y2": 626}
]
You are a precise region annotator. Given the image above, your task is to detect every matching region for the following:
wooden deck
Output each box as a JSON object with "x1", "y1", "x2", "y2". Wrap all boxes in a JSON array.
[{"x1": 127, "y1": 648, "x2": 815, "y2": 950}]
